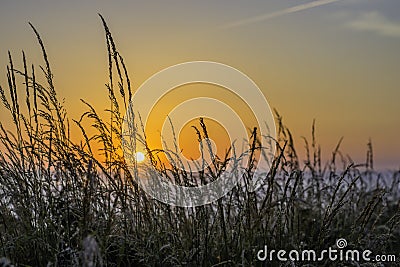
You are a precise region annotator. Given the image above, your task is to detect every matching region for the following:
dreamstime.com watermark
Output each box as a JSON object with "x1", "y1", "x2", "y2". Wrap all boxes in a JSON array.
[{"x1": 257, "y1": 238, "x2": 397, "y2": 263}]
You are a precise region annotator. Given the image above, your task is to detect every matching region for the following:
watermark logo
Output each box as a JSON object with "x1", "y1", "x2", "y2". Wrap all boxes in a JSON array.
[
  {"x1": 257, "y1": 238, "x2": 397, "y2": 263},
  {"x1": 336, "y1": 238, "x2": 347, "y2": 249},
  {"x1": 122, "y1": 61, "x2": 276, "y2": 207}
]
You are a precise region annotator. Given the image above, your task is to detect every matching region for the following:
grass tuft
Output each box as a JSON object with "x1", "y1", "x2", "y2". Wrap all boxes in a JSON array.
[{"x1": 0, "y1": 16, "x2": 399, "y2": 266}]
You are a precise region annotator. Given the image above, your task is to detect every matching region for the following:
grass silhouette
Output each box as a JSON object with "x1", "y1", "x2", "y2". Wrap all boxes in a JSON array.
[{"x1": 0, "y1": 15, "x2": 399, "y2": 266}]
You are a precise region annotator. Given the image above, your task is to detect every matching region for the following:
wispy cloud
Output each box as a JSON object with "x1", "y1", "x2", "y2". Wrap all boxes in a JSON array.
[
  {"x1": 220, "y1": 0, "x2": 345, "y2": 30},
  {"x1": 347, "y1": 12, "x2": 400, "y2": 38}
]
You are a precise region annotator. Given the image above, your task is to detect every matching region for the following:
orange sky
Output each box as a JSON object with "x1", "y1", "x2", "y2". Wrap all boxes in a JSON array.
[{"x1": 0, "y1": 0, "x2": 399, "y2": 170}]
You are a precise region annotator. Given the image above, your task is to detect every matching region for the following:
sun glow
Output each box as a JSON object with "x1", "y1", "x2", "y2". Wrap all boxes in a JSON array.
[{"x1": 135, "y1": 151, "x2": 145, "y2": 163}]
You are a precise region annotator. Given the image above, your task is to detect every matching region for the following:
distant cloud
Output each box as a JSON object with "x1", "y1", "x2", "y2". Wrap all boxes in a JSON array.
[
  {"x1": 220, "y1": 0, "x2": 345, "y2": 30},
  {"x1": 347, "y1": 12, "x2": 400, "y2": 38}
]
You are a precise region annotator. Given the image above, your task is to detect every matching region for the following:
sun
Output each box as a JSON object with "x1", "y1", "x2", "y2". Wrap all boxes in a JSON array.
[{"x1": 135, "y1": 151, "x2": 145, "y2": 163}]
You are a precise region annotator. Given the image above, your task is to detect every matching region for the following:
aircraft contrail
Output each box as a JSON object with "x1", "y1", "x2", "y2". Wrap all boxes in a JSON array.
[{"x1": 220, "y1": 0, "x2": 345, "y2": 30}]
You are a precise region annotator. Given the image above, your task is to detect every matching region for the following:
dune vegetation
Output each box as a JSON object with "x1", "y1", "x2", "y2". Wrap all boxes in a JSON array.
[{"x1": 0, "y1": 16, "x2": 399, "y2": 266}]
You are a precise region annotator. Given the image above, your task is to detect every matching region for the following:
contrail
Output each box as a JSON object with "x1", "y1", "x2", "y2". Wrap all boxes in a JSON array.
[{"x1": 220, "y1": 0, "x2": 344, "y2": 30}]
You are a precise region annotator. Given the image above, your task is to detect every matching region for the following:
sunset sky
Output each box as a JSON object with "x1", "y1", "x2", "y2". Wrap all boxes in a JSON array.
[{"x1": 0, "y1": 0, "x2": 399, "y2": 170}]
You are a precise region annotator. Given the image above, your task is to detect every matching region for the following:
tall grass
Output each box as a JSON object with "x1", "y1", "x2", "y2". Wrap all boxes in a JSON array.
[{"x1": 0, "y1": 16, "x2": 399, "y2": 266}]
